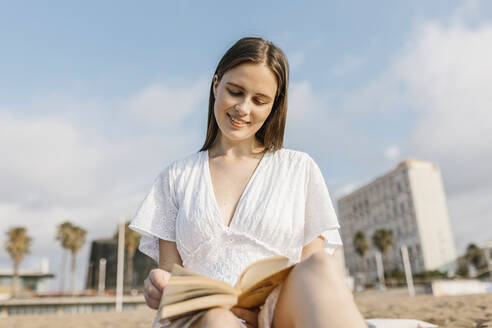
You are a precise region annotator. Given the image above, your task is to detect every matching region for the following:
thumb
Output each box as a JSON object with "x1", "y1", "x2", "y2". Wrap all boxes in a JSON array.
[{"x1": 150, "y1": 269, "x2": 171, "y2": 291}]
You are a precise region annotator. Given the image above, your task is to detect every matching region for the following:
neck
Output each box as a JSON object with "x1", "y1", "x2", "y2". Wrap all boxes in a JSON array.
[{"x1": 209, "y1": 133, "x2": 265, "y2": 158}]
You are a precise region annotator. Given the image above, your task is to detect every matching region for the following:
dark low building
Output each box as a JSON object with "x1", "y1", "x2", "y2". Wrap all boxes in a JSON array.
[{"x1": 85, "y1": 238, "x2": 155, "y2": 291}]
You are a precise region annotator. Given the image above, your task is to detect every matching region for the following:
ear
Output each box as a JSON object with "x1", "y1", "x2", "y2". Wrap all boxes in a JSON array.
[{"x1": 212, "y1": 75, "x2": 218, "y2": 98}]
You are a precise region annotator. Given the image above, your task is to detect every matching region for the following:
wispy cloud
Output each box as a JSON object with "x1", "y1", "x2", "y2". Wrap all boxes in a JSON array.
[
  {"x1": 0, "y1": 77, "x2": 208, "y2": 289},
  {"x1": 127, "y1": 77, "x2": 209, "y2": 126},
  {"x1": 383, "y1": 145, "x2": 401, "y2": 162},
  {"x1": 335, "y1": 4, "x2": 492, "y2": 251}
]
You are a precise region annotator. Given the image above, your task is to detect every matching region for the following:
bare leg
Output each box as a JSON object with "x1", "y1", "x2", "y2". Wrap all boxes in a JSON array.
[
  {"x1": 190, "y1": 308, "x2": 241, "y2": 328},
  {"x1": 273, "y1": 251, "x2": 367, "y2": 328}
]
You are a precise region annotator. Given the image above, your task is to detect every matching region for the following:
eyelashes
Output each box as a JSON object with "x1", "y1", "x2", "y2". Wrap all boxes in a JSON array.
[
  {"x1": 227, "y1": 89, "x2": 267, "y2": 105},
  {"x1": 228, "y1": 89, "x2": 241, "y2": 96}
]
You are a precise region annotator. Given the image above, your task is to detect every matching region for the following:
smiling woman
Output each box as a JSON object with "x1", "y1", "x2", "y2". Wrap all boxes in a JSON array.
[{"x1": 129, "y1": 37, "x2": 366, "y2": 328}]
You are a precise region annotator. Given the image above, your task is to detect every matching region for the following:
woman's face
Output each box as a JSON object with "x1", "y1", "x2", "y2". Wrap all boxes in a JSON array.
[{"x1": 212, "y1": 62, "x2": 278, "y2": 145}]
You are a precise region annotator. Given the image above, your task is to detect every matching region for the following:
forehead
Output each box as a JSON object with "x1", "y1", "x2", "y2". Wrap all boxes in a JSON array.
[{"x1": 222, "y1": 63, "x2": 278, "y2": 97}]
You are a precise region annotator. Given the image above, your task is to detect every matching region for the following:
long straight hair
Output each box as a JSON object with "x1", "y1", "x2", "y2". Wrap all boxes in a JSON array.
[{"x1": 199, "y1": 37, "x2": 289, "y2": 153}]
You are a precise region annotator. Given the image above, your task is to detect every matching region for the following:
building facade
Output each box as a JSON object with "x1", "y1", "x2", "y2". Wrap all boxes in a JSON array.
[
  {"x1": 0, "y1": 259, "x2": 54, "y2": 299},
  {"x1": 337, "y1": 159, "x2": 457, "y2": 282},
  {"x1": 85, "y1": 238, "x2": 156, "y2": 291}
]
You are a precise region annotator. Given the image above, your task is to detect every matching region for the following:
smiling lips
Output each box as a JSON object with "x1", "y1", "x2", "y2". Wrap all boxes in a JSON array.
[{"x1": 227, "y1": 113, "x2": 250, "y2": 127}]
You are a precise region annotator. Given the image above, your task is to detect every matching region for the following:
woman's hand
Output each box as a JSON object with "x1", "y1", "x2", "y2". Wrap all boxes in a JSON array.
[
  {"x1": 144, "y1": 268, "x2": 171, "y2": 309},
  {"x1": 231, "y1": 306, "x2": 259, "y2": 328}
]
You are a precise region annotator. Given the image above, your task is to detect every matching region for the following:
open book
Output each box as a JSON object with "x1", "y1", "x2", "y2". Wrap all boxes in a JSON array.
[{"x1": 154, "y1": 256, "x2": 294, "y2": 324}]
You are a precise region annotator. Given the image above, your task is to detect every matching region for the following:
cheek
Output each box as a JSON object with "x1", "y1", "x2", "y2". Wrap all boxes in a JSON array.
[
  {"x1": 214, "y1": 94, "x2": 231, "y2": 114},
  {"x1": 255, "y1": 108, "x2": 273, "y2": 124},
  {"x1": 213, "y1": 97, "x2": 225, "y2": 117}
]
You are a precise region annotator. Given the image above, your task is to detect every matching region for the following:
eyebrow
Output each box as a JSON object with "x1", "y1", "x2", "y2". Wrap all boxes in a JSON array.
[{"x1": 226, "y1": 82, "x2": 273, "y2": 100}]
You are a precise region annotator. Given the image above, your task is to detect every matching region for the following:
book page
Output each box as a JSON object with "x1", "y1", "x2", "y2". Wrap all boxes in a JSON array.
[
  {"x1": 160, "y1": 294, "x2": 238, "y2": 320},
  {"x1": 160, "y1": 265, "x2": 239, "y2": 306},
  {"x1": 236, "y1": 256, "x2": 294, "y2": 308},
  {"x1": 237, "y1": 256, "x2": 290, "y2": 291},
  {"x1": 162, "y1": 277, "x2": 239, "y2": 305},
  {"x1": 156, "y1": 264, "x2": 241, "y2": 321}
]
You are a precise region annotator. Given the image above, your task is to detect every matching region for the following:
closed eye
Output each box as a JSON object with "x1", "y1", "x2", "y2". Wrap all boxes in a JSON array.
[
  {"x1": 228, "y1": 89, "x2": 241, "y2": 96},
  {"x1": 227, "y1": 89, "x2": 267, "y2": 105}
]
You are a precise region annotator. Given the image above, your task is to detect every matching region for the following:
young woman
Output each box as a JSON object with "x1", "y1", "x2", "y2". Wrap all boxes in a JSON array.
[{"x1": 129, "y1": 37, "x2": 366, "y2": 328}]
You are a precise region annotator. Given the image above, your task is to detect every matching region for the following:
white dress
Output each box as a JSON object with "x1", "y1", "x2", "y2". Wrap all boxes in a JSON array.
[{"x1": 129, "y1": 148, "x2": 342, "y2": 328}]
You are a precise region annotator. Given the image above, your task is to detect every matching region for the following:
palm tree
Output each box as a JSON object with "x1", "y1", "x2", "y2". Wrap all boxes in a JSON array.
[
  {"x1": 353, "y1": 231, "x2": 369, "y2": 284},
  {"x1": 124, "y1": 222, "x2": 141, "y2": 289},
  {"x1": 466, "y1": 243, "x2": 486, "y2": 272},
  {"x1": 56, "y1": 221, "x2": 74, "y2": 292},
  {"x1": 5, "y1": 227, "x2": 32, "y2": 297},
  {"x1": 66, "y1": 225, "x2": 87, "y2": 293},
  {"x1": 372, "y1": 229, "x2": 393, "y2": 280}
]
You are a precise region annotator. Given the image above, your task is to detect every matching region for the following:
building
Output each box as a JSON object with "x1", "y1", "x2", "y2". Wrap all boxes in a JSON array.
[
  {"x1": 0, "y1": 259, "x2": 54, "y2": 300},
  {"x1": 337, "y1": 159, "x2": 457, "y2": 282},
  {"x1": 85, "y1": 238, "x2": 155, "y2": 291}
]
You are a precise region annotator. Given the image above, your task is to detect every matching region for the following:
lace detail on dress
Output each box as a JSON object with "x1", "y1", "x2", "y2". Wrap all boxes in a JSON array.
[
  {"x1": 129, "y1": 164, "x2": 178, "y2": 263},
  {"x1": 182, "y1": 231, "x2": 287, "y2": 286},
  {"x1": 304, "y1": 155, "x2": 343, "y2": 254}
]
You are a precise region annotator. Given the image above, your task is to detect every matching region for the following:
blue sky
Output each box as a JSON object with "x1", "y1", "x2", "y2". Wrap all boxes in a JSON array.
[{"x1": 1, "y1": 1, "x2": 491, "y2": 291}]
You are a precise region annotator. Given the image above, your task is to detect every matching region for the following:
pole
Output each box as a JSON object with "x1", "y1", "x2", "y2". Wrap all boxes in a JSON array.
[
  {"x1": 400, "y1": 245, "x2": 415, "y2": 296},
  {"x1": 116, "y1": 220, "x2": 125, "y2": 312},
  {"x1": 59, "y1": 250, "x2": 66, "y2": 293},
  {"x1": 375, "y1": 251, "x2": 385, "y2": 286},
  {"x1": 98, "y1": 258, "x2": 107, "y2": 296}
]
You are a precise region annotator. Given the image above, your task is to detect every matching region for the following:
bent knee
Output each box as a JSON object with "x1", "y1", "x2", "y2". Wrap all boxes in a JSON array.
[{"x1": 199, "y1": 308, "x2": 240, "y2": 327}]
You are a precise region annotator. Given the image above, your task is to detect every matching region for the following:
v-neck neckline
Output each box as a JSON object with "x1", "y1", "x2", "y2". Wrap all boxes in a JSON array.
[{"x1": 205, "y1": 149, "x2": 270, "y2": 230}]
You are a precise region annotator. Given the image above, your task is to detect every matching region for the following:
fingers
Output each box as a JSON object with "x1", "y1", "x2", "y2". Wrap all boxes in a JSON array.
[
  {"x1": 144, "y1": 292, "x2": 160, "y2": 310},
  {"x1": 143, "y1": 269, "x2": 171, "y2": 310},
  {"x1": 143, "y1": 277, "x2": 160, "y2": 309}
]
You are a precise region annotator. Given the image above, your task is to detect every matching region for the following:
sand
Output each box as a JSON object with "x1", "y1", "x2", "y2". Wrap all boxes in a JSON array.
[
  {"x1": 2, "y1": 292, "x2": 492, "y2": 327},
  {"x1": 0, "y1": 304, "x2": 156, "y2": 328},
  {"x1": 355, "y1": 292, "x2": 492, "y2": 328}
]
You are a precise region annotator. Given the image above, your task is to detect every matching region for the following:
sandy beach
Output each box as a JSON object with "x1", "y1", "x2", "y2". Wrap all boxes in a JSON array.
[
  {"x1": 2, "y1": 292, "x2": 492, "y2": 327},
  {"x1": 356, "y1": 292, "x2": 492, "y2": 328}
]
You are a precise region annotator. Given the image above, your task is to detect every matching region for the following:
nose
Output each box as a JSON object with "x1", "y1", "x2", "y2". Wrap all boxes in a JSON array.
[{"x1": 234, "y1": 101, "x2": 249, "y2": 117}]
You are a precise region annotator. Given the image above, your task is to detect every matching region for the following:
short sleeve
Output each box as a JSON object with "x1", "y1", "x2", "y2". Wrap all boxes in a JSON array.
[
  {"x1": 129, "y1": 164, "x2": 178, "y2": 263},
  {"x1": 304, "y1": 155, "x2": 343, "y2": 255}
]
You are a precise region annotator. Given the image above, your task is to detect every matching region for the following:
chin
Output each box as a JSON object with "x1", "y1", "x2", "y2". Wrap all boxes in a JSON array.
[
  {"x1": 221, "y1": 129, "x2": 254, "y2": 141},
  {"x1": 223, "y1": 133, "x2": 250, "y2": 142}
]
